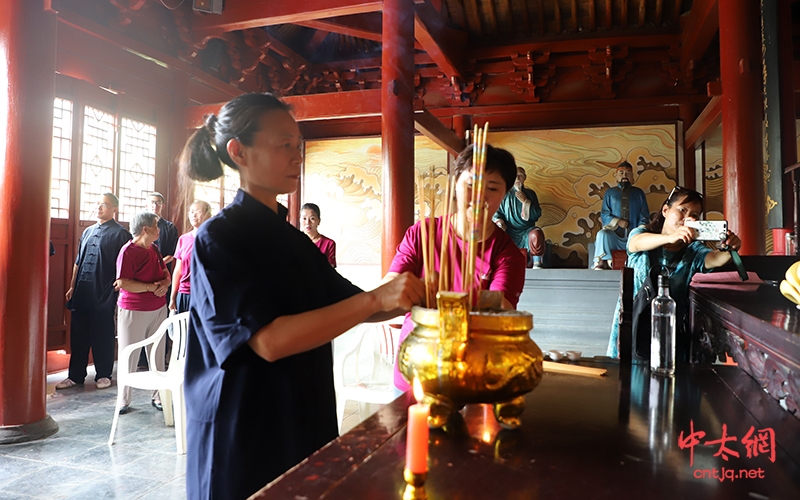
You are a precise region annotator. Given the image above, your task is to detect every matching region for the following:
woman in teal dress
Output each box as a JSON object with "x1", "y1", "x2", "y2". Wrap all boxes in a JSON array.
[{"x1": 606, "y1": 187, "x2": 742, "y2": 359}]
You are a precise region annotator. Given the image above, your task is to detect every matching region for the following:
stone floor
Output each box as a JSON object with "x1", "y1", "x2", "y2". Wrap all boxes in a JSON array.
[{"x1": 0, "y1": 330, "x2": 368, "y2": 500}]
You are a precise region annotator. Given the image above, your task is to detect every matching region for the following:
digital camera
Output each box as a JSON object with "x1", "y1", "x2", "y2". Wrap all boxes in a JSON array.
[{"x1": 684, "y1": 220, "x2": 728, "y2": 241}]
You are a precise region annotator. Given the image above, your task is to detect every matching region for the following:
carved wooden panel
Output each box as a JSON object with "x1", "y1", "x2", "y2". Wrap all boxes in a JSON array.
[{"x1": 690, "y1": 286, "x2": 800, "y2": 421}]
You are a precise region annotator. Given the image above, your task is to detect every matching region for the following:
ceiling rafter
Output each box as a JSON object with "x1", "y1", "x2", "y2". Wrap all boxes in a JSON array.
[
  {"x1": 463, "y1": 0, "x2": 483, "y2": 37},
  {"x1": 621, "y1": 0, "x2": 628, "y2": 29},
  {"x1": 605, "y1": 0, "x2": 613, "y2": 30},
  {"x1": 485, "y1": 0, "x2": 499, "y2": 35},
  {"x1": 655, "y1": 0, "x2": 663, "y2": 26},
  {"x1": 191, "y1": 0, "x2": 383, "y2": 35},
  {"x1": 571, "y1": 0, "x2": 579, "y2": 33},
  {"x1": 415, "y1": 0, "x2": 468, "y2": 79},
  {"x1": 588, "y1": 0, "x2": 597, "y2": 31},
  {"x1": 537, "y1": 0, "x2": 546, "y2": 35},
  {"x1": 638, "y1": 0, "x2": 646, "y2": 28},
  {"x1": 553, "y1": 0, "x2": 562, "y2": 35},
  {"x1": 680, "y1": 0, "x2": 718, "y2": 75},
  {"x1": 672, "y1": 0, "x2": 684, "y2": 25}
]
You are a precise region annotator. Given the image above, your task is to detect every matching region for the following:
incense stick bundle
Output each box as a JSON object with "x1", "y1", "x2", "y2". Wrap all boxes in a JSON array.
[{"x1": 416, "y1": 173, "x2": 432, "y2": 308}]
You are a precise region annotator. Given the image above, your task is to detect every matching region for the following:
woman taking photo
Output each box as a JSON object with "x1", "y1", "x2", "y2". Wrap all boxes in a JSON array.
[
  {"x1": 606, "y1": 186, "x2": 742, "y2": 358},
  {"x1": 114, "y1": 212, "x2": 170, "y2": 413},
  {"x1": 385, "y1": 144, "x2": 527, "y2": 392},
  {"x1": 179, "y1": 92, "x2": 424, "y2": 500}
]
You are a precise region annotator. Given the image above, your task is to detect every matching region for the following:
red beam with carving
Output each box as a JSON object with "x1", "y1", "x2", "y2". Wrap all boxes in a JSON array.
[
  {"x1": 192, "y1": 0, "x2": 383, "y2": 35},
  {"x1": 414, "y1": 109, "x2": 464, "y2": 156},
  {"x1": 184, "y1": 89, "x2": 392, "y2": 128},
  {"x1": 680, "y1": 0, "x2": 718, "y2": 74}
]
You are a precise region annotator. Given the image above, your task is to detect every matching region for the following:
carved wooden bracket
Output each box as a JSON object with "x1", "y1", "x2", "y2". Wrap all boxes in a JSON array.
[
  {"x1": 170, "y1": 5, "x2": 214, "y2": 59},
  {"x1": 660, "y1": 43, "x2": 703, "y2": 94},
  {"x1": 510, "y1": 51, "x2": 556, "y2": 103},
  {"x1": 582, "y1": 45, "x2": 633, "y2": 99},
  {"x1": 439, "y1": 74, "x2": 484, "y2": 107}
]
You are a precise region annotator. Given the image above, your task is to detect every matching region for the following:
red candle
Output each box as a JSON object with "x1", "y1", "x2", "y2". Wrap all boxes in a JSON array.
[{"x1": 406, "y1": 378, "x2": 430, "y2": 473}]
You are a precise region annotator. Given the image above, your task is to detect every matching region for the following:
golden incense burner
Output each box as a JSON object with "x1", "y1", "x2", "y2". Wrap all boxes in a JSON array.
[{"x1": 397, "y1": 291, "x2": 543, "y2": 429}]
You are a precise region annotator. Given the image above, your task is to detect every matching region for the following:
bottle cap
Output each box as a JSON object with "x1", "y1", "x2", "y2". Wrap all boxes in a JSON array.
[{"x1": 658, "y1": 275, "x2": 668, "y2": 287}]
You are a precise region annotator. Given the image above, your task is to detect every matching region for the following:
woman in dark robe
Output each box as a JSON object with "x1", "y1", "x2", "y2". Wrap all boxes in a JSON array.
[{"x1": 179, "y1": 93, "x2": 425, "y2": 500}]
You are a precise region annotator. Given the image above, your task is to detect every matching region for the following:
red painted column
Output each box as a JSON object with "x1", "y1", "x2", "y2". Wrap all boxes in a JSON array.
[
  {"x1": 0, "y1": 0, "x2": 59, "y2": 441},
  {"x1": 381, "y1": 0, "x2": 416, "y2": 275},
  {"x1": 778, "y1": 0, "x2": 797, "y2": 230},
  {"x1": 718, "y1": 0, "x2": 765, "y2": 255}
]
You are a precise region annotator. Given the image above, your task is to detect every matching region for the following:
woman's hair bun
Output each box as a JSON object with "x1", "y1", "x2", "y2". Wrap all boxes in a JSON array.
[{"x1": 203, "y1": 114, "x2": 218, "y2": 135}]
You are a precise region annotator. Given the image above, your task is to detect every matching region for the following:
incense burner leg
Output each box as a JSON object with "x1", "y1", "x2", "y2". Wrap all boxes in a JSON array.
[
  {"x1": 493, "y1": 396, "x2": 526, "y2": 429},
  {"x1": 424, "y1": 394, "x2": 455, "y2": 429}
]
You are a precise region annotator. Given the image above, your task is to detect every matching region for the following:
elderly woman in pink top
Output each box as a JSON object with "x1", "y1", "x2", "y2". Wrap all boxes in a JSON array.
[
  {"x1": 114, "y1": 212, "x2": 171, "y2": 413},
  {"x1": 385, "y1": 144, "x2": 527, "y2": 392},
  {"x1": 300, "y1": 203, "x2": 337, "y2": 267},
  {"x1": 169, "y1": 200, "x2": 212, "y2": 314}
]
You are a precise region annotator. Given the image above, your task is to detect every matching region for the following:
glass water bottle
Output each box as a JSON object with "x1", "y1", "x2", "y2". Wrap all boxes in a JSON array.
[{"x1": 650, "y1": 275, "x2": 676, "y2": 376}]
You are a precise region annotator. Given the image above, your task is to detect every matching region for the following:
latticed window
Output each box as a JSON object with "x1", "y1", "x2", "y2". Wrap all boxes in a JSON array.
[
  {"x1": 80, "y1": 106, "x2": 116, "y2": 220},
  {"x1": 117, "y1": 118, "x2": 157, "y2": 221},
  {"x1": 194, "y1": 165, "x2": 240, "y2": 214},
  {"x1": 50, "y1": 98, "x2": 73, "y2": 219}
]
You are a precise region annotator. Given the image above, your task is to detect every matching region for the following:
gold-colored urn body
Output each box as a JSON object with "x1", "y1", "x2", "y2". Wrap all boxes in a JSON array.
[{"x1": 398, "y1": 292, "x2": 543, "y2": 429}]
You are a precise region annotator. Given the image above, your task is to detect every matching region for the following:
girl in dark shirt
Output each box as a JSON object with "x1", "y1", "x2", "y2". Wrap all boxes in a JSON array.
[{"x1": 179, "y1": 93, "x2": 424, "y2": 500}]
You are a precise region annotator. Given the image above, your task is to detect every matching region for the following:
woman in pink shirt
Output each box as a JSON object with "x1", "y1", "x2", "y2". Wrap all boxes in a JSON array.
[
  {"x1": 169, "y1": 200, "x2": 212, "y2": 314},
  {"x1": 300, "y1": 203, "x2": 337, "y2": 267},
  {"x1": 114, "y1": 212, "x2": 171, "y2": 413},
  {"x1": 385, "y1": 144, "x2": 527, "y2": 392}
]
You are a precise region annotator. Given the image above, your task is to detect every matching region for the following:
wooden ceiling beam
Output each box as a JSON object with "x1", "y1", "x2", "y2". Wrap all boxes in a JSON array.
[
  {"x1": 588, "y1": 0, "x2": 597, "y2": 31},
  {"x1": 472, "y1": 32, "x2": 680, "y2": 59},
  {"x1": 297, "y1": 14, "x2": 383, "y2": 43},
  {"x1": 685, "y1": 95, "x2": 722, "y2": 149},
  {"x1": 427, "y1": 94, "x2": 709, "y2": 118},
  {"x1": 185, "y1": 89, "x2": 427, "y2": 128},
  {"x1": 191, "y1": 0, "x2": 383, "y2": 35},
  {"x1": 605, "y1": 0, "x2": 613, "y2": 30},
  {"x1": 413, "y1": 109, "x2": 464, "y2": 156},
  {"x1": 680, "y1": 0, "x2": 718, "y2": 74},
  {"x1": 414, "y1": 0, "x2": 468, "y2": 79}
]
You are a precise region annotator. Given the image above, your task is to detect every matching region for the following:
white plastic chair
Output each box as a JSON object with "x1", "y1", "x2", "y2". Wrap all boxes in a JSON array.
[
  {"x1": 333, "y1": 322, "x2": 400, "y2": 430},
  {"x1": 108, "y1": 311, "x2": 190, "y2": 454}
]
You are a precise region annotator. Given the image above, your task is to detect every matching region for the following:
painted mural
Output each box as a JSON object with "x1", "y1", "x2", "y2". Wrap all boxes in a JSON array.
[
  {"x1": 304, "y1": 125, "x2": 677, "y2": 272},
  {"x1": 703, "y1": 124, "x2": 724, "y2": 221}
]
